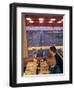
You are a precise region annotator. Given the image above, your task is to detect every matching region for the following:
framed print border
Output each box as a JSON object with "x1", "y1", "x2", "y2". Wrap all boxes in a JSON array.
[{"x1": 10, "y1": 3, "x2": 72, "y2": 87}]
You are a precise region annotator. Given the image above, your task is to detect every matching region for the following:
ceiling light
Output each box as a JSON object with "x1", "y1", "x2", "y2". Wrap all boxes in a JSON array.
[
  {"x1": 50, "y1": 18, "x2": 56, "y2": 21},
  {"x1": 39, "y1": 18, "x2": 44, "y2": 23},
  {"x1": 39, "y1": 18, "x2": 44, "y2": 21},
  {"x1": 48, "y1": 21, "x2": 53, "y2": 23},
  {"x1": 29, "y1": 20, "x2": 34, "y2": 23},
  {"x1": 26, "y1": 17, "x2": 32, "y2": 21},
  {"x1": 57, "y1": 21, "x2": 62, "y2": 23}
]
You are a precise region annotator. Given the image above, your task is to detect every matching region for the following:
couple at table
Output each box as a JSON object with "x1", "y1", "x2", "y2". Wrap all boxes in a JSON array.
[{"x1": 32, "y1": 46, "x2": 63, "y2": 74}]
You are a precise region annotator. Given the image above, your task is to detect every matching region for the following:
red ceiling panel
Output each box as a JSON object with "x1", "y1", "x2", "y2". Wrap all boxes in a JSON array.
[{"x1": 24, "y1": 15, "x2": 63, "y2": 27}]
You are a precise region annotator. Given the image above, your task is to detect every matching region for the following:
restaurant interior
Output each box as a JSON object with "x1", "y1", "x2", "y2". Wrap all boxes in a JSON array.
[{"x1": 22, "y1": 14, "x2": 63, "y2": 75}]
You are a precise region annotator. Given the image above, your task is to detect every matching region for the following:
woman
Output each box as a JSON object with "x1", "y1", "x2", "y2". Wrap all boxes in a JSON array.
[{"x1": 47, "y1": 46, "x2": 62, "y2": 74}]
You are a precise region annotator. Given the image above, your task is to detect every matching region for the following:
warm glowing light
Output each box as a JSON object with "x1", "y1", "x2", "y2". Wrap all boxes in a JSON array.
[
  {"x1": 57, "y1": 19, "x2": 63, "y2": 23},
  {"x1": 57, "y1": 21, "x2": 62, "y2": 23},
  {"x1": 39, "y1": 18, "x2": 44, "y2": 21},
  {"x1": 39, "y1": 18, "x2": 44, "y2": 23},
  {"x1": 26, "y1": 17, "x2": 32, "y2": 21},
  {"x1": 50, "y1": 18, "x2": 56, "y2": 21},
  {"x1": 29, "y1": 20, "x2": 34, "y2": 23},
  {"x1": 48, "y1": 18, "x2": 56, "y2": 23},
  {"x1": 48, "y1": 21, "x2": 53, "y2": 23}
]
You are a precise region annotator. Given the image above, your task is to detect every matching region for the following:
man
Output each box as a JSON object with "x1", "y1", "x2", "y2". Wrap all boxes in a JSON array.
[
  {"x1": 32, "y1": 48, "x2": 38, "y2": 58},
  {"x1": 47, "y1": 46, "x2": 63, "y2": 74},
  {"x1": 37, "y1": 48, "x2": 43, "y2": 57}
]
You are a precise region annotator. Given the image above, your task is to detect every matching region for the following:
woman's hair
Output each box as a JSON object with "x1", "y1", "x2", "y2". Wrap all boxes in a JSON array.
[{"x1": 50, "y1": 46, "x2": 56, "y2": 53}]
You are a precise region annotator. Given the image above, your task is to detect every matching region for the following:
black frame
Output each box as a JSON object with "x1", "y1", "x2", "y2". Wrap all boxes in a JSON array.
[{"x1": 10, "y1": 3, "x2": 72, "y2": 87}]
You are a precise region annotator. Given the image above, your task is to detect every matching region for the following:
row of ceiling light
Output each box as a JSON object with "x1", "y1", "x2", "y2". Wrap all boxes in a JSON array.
[{"x1": 26, "y1": 17, "x2": 63, "y2": 24}]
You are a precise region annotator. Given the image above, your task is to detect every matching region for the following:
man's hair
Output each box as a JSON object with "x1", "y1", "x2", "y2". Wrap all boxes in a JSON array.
[{"x1": 50, "y1": 46, "x2": 56, "y2": 53}]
